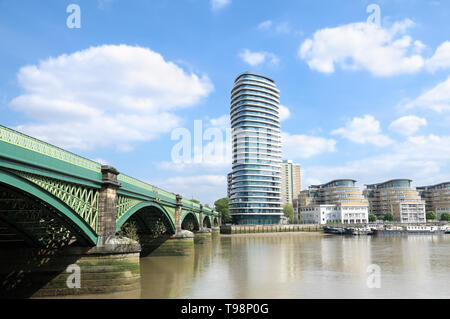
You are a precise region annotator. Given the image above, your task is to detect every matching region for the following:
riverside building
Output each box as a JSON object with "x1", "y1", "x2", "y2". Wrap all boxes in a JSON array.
[
  {"x1": 417, "y1": 182, "x2": 450, "y2": 220},
  {"x1": 229, "y1": 72, "x2": 283, "y2": 225},
  {"x1": 299, "y1": 179, "x2": 369, "y2": 225},
  {"x1": 364, "y1": 179, "x2": 426, "y2": 223},
  {"x1": 280, "y1": 160, "x2": 301, "y2": 206}
]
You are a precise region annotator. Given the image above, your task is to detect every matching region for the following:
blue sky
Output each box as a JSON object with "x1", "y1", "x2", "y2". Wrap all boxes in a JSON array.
[{"x1": 1, "y1": 0, "x2": 450, "y2": 205}]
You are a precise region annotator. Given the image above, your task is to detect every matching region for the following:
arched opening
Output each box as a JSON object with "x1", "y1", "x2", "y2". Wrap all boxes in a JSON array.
[
  {"x1": 0, "y1": 170, "x2": 98, "y2": 298},
  {"x1": 117, "y1": 202, "x2": 176, "y2": 257},
  {"x1": 0, "y1": 171, "x2": 98, "y2": 248},
  {"x1": 213, "y1": 217, "x2": 219, "y2": 227},
  {"x1": 203, "y1": 216, "x2": 211, "y2": 229},
  {"x1": 181, "y1": 212, "x2": 199, "y2": 232},
  {"x1": 118, "y1": 204, "x2": 175, "y2": 239}
]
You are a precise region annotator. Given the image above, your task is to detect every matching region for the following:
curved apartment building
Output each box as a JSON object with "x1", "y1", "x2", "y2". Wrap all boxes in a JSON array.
[
  {"x1": 418, "y1": 182, "x2": 450, "y2": 220},
  {"x1": 229, "y1": 72, "x2": 282, "y2": 225},
  {"x1": 299, "y1": 179, "x2": 369, "y2": 224},
  {"x1": 364, "y1": 179, "x2": 426, "y2": 223}
]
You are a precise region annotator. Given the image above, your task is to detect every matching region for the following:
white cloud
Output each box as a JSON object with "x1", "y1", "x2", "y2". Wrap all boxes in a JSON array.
[
  {"x1": 275, "y1": 22, "x2": 291, "y2": 34},
  {"x1": 426, "y1": 41, "x2": 450, "y2": 72},
  {"x1": 282, "y1": 132, "x2": 336, "y2": 159},
  {"x1": 238, "y1": 49, "x2": 279, "y2": 67},
  {"x1": 210, "y1": 0, "x2": 231, "y2": 11},
  {"x1": 9, "y1": 44, "x2": 213, "y2": 151},
  {"x1": 258, "y1": 20, "x2": 272, "y2": 30},
  {"x1": 331, "y1": 115, "x2": 394, "y2": 147},
  {"x1": 279, "y1": 105, "x2": 291, "y2": 122},
  {"x1": 413, "y1": 40, "x2": 426, "y2": 54},
  {"x1": 401, "y1": 76, "x2": 450, "y2": 112},
  {"x1": 257, "y1": 20, "x2": 300, "y2": 36},
  {"x1": 208, "y1": 114, "x2": 230, "y2": 129},
  {"x1": 302, "y1": 134, "x2": 450, "y2": 187},
  {"x1": 155, "y1": 175, "x2": 227, "y2": 206},
  {"x1": 299, "y1": 19, "x2": 425, "y2": 76},
  {"x1": 389, "y1": 115, "x2": 427, "y2": 136}
]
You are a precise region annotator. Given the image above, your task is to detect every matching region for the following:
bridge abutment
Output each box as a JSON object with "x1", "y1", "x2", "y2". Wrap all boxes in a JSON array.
[
  {"x1": 139, "y1": 231, "x2": 194, "y2": 257},
  {"x1": 0, "y1": 237, "x2": 141, "y2": 298}
]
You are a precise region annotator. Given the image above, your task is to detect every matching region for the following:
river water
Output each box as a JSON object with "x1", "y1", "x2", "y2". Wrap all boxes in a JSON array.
[{"x1": 88, "y1": 233, "x2": 450, "y2": 299}]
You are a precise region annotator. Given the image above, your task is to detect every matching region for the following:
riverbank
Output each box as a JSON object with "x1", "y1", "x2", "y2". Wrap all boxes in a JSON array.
[
  {"x1": 220, "y1": 224, "x2": 323, "y2": 235},
  {"x1": 220, "y1": 231, "x2": 325, "y2": 238}
]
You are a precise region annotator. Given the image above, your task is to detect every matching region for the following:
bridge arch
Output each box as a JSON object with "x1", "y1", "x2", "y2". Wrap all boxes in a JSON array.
[
  {"x1": 116, "y1": 201, "x2": 176, "y2": 236},
  {"x1": 213, "y1": 217, "x2": 218, "y2": 227},
  {"x1": 181, "y1": 211, "x2": 200, "y2": 232},
  {"x1": 203, "y1": 215, "x2": 211, "y2": 229},
  {"x1": 0, "y1": 169, "x2": 98, "y2": 247}
]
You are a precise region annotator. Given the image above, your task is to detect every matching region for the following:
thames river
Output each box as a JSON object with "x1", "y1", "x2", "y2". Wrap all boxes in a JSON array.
[{"x1": 93, "y1": 233, "x2": 450, "y2": 299}]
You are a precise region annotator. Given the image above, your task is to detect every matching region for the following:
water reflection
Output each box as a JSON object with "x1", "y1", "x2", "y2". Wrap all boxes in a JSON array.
[{"x1": 87, "y1": 233, "x2": 450, "y2": 299}]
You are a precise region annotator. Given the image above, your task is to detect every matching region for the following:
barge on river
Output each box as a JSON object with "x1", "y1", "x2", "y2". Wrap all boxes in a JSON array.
[{"x1": 372, "y1": 225, "x2": 442, "y2": 235}]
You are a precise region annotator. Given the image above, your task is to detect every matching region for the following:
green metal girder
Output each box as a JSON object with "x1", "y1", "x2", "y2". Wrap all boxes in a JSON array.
[
  {"x1": 116, "y1": 201, "x2": 176, "y2": 233},
  {"x1": 0, "y1": 168, "x2": 98, "y2": 245},
  {"x1": 0, "y1": 125, "x2": 220, "y2": 227},
  {"x1": 0, "y1": 140, "x2": 102, "y2": 184},
  {"x1": 12, "y1": 170, "x2": 100, "y2": 232}
]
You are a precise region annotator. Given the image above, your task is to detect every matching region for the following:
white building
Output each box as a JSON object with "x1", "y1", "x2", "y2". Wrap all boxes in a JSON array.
[
  {"x1": 301, "y1": 205, "x2": 369, "y2": 225},
  {"x1": 299, "y1": 179, "x2": 369, "y2": 225}
]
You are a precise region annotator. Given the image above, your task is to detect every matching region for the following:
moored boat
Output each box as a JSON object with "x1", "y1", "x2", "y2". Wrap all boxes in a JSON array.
[
  {"x1": 344, "y1": 227, "x2": 373, "y2": 235},
  {"x1": 373, "y1": 225, "x2": 441, "y2": 235},
  {"x1": 323, "y1": 226, "x2": 345, "y2": 234}
]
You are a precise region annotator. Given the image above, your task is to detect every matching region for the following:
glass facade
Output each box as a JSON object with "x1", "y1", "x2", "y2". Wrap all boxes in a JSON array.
[{"x1": 229, "y1": 72, "x2": 282, "y2": 225}]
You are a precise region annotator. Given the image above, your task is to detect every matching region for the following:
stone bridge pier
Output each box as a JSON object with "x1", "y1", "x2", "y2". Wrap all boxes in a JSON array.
[{"x1": 194, "y1": 204, "x2": 213, "y2": 244}]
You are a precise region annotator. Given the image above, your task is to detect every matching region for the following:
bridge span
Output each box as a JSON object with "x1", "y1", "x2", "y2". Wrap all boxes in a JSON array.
[{"x1": 0, "y1": 124, "x2": 220, "y2": 297}]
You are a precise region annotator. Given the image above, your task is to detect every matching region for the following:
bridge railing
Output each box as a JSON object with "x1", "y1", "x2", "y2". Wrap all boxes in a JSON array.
[
  {"x1": 119, "y1": 174, "x2": 215, "y2": 214},
  {"x1": 0, "y1": 124, "x2": 102, "y2": 172},
  {"x1": 118, "y1": 173, "x2": 177, "y2": 201}
]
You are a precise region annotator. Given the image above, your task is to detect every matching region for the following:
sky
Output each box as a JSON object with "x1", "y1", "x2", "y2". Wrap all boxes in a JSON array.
[{"x1": 1, "y1": 0, "x2": 450, "y2": 206}]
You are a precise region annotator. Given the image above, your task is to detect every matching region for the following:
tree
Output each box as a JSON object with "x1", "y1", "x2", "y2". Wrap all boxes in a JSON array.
[
  {"x1": 426, "y1": 211, "x2": 437, "y2": 221},
  {"x1": 383, "y1": 213, "x2": 394, "y2": 222},
  {"x1": 214, "y1": 197, "x2": 231, "y2": 224},
  {"x1": 440, "y1": 212, "x2": 449, "y2": 221},
  {"x1": 368, "y1": 214, "x2": 377, "y2": 222},
  {"x1": 283, "y1": 203, "x2": 294, "y2": 224}
]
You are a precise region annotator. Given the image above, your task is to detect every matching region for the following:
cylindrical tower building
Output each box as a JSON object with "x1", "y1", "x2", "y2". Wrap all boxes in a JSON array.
[{"x1": 229, "y1": 72, "x2": 282, "y2": 225}]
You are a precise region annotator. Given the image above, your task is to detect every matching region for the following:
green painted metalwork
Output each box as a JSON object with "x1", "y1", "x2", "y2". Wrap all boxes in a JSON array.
[
  {"x1": 116, "y1": 201, "x2": 176, "y2": 233},
  {"x1": 118, "y1": 174, "x2": 175, "y2": 199},
  {"x1": 181, "y1": 210, "x2": 200, "y2": 226},
  {"x1": 116, "y1": 195, "x2": 143, "y2": 222},
  {"x1": 0, "y1": 168, "x2": 98, "y2": 245},
  {"x1": 12, "y1": 170, "x2": 99, "y2": 232},
  {"x1": 162, "y1": 205, "x2": 176, "y2": 221},
  {"x1": 0, "y1": 125, "x2": 220, "y2": 246},
  {"x1": 0, "y1": 125, "x2": 102, "y2": 172}
]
